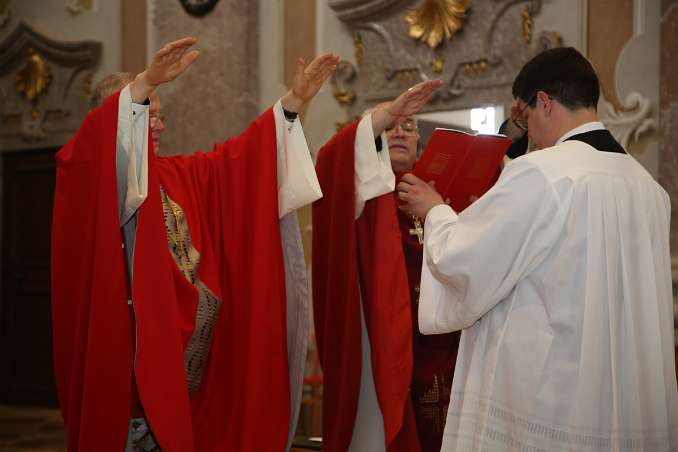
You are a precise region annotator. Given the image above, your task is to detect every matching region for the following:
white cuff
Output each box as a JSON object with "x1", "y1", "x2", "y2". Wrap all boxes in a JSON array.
[
  {"x1": 354, "y1": 113, "x2": 395, "y2": 218},
  {"x1": 274, "y1": 100, "x2": 323, "y2": 218}
]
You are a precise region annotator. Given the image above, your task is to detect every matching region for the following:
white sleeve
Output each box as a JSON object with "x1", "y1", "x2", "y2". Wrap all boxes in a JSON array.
[
  {"x1": 418, "y1": 159, "x2": 566, "y2": 334},
  {"x1": 116, "y1": 84, "x2": 149, "y2": 226},
  {"x1": 274, "y1": 100, "x2": 323, "y2": 219},
  {"x1": 354, "y1": 113, "x2": 395, "y2": 219}
]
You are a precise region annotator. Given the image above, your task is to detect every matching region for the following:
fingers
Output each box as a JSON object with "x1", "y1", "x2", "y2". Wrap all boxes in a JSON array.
[
  {"x1": 406, "y1": 79, "x2": 443, "y2": 97},
  {"x1": 305, "y1": 53, "x2": 339, "y2": 81},
  {"x1": 306, "y1": 53, "x2": 339, "y2": 72},
  {"x1": 155, "y1": 37, "x2": 198, "y2": 66},
  {"x1": 179, "y1": 49, "x2": 200, "y2": 69},
  {"x1": 391, "y1": 79, "x2": 443, "y2": 117},
  {"x1": 166, "y1": 37, "x2": 198, "y2": 52},
  {"x1": 401, "y1": 173, "x2": 424, "y2": 185}
]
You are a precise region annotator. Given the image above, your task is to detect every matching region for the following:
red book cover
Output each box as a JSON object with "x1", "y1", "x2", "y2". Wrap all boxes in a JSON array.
[{"x1": 413, "y1": 128, "x2": 511, "y2": 212}]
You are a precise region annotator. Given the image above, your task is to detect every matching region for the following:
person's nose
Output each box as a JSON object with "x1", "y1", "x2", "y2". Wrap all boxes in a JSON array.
[{"x1": 390, "y1": 124, "x2": 407, "y2": 138}]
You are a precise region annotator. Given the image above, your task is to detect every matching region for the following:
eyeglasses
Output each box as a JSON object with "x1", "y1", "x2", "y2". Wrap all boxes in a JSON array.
[
  {"x1": 386, "y1": 120, "x2": 418, "y2": 136},
  {"x1": 511, "y1": 94, "x2": 536, "y2": 132}
]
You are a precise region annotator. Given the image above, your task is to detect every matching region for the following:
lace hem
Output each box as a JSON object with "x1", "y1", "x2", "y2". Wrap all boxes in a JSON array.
[{"x1": 443, "y1": 392, "x2": 677, "y2": 452}]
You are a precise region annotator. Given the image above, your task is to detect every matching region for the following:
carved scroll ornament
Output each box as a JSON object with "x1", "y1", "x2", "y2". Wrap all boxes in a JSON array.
[
  {"x1": 0, "y1": 22, "x2": 101, "y2": 150},
  {"x1": 328, "y1": 0, "x2": 560, "y2": 117}
]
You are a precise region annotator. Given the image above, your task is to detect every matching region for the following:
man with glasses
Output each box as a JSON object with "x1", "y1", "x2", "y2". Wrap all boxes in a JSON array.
[
  {"x1": 52, "y1": 37, "x2": 339, "y2": 451},
  {"x1": 397, "y1": 47, "x2": 677, "y2": 451},
  {"x1": 313, "y1": 79, "x2": 462, "y2": 452}
]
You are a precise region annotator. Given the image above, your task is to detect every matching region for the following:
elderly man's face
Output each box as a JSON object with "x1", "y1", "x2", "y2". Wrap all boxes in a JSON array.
[
  {"x1": 149, "y1": 90, "x2": 165, "y2": 154},
  {"x1": 386, "y1": 116, "x2": 419, "y2": 172}
]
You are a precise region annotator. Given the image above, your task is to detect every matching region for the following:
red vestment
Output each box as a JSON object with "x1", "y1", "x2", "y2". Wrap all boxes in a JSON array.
[
  {"x1": 395, "y1": 189, "x2": 460, "y2": 452},
  {"x1": 312, "y1": 123, "x2": 420, "y2": 452},
  {"x1": 51, "y1": 92, "x2": 290, "y2": 451},
  {"x1": 313, "y1": 123, "x2": 460, "y2": 452}
]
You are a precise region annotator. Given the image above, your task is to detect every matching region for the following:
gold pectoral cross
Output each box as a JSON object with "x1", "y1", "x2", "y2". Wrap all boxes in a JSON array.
[{"x1": 409, "y1": 216, "x2": 424, "y2": 245}]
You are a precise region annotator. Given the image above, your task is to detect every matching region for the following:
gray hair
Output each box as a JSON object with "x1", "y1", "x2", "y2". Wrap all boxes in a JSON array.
[{"x1": 89, "y1": 72, "x2": 135, "y2": 109}]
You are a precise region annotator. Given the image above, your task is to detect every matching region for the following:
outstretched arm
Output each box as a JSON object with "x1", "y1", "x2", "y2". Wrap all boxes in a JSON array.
[
  {"x1": 276, "y1": 53, "x2": 338, "y2": 217},
  {"x1": 118, "y1": 37, "x2": 200, "y2": 227}
]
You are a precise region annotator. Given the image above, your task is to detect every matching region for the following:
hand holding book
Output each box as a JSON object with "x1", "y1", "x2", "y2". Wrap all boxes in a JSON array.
[{"x1": 396, "y1": 174, "x2": 445, "y2": 219}]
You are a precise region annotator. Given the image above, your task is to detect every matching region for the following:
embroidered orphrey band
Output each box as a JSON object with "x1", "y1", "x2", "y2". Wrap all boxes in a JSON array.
[{"x1": 160, "y1": 186, "x2": 221, "y2": 396}]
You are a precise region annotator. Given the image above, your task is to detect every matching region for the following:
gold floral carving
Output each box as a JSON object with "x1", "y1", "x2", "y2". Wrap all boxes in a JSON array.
[
  {"x1": 332, "y1": 82, "x2": 356, "y2": 106},
  {"x1": 395, "y1": 69, "x2": 418, "y2": 83},
  {"x1": 431, "y1": 56, "x2": 444, "y2": 76},
  {"x1": 522, "y1": 6, "x2": 533, "y2": 43},
  {"x1": 354, "y1": 33, "x2": 364, "y2": 66},
  {"x1": 462, "y1": 59, "x2": 487, "y2": 77},
  {"x1": 83, "y1": 72, "x2": 93, "y2": 98},
  {"x1": 405, "y1": 0, "x2": 470, "y2": 49},
  {"x1": 16, "y1": 49, "x2": 52, "y2": 102}
]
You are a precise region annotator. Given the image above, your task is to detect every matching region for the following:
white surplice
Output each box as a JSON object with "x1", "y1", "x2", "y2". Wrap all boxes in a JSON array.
[{"x1": 418, "y1": 128, "x2": 678, "y2": 451}]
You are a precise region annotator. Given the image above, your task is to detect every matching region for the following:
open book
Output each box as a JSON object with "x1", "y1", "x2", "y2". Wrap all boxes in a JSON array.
[{"x1": 413, "y1": 128, "x2": 511, "y2": 212}]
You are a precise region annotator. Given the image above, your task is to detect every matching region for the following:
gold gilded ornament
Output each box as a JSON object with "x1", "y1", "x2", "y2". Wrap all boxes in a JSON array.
[
  {"x1": 405, "y1": 0, "x2": 470, "y2": 49},
  {"x1": 16, "y1": 49, "x2": 52, "y2": 102}
]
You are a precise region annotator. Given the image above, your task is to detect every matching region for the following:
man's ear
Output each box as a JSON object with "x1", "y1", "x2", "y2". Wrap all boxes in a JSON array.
[{"x1": 537, "y1": 90, "x2": 552, "y2": 115}]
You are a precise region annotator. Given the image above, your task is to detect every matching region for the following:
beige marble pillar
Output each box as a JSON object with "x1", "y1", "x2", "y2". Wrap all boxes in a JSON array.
[{"x1": 152, "y1": 0, "x2": 259, "y2": 155}]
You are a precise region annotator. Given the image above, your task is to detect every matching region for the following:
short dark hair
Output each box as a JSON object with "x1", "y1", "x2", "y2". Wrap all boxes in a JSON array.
[
  {"x1": 89, "y1": 72, "x2": 135, "y2": 109},
  {"x1": 512, "y1": 47, "x2": 600, "y2": 110}
]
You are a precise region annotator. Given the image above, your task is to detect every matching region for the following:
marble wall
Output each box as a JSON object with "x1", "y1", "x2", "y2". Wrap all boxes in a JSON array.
[{"x1": 151, "y1": 0, "x2": 259, "y2": 155}]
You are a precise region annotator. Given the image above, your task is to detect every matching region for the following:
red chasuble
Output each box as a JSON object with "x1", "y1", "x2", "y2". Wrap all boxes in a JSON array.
[
  {"x1": 52, "y1": 92, "x2": 289, "y2": 451},
  {"x1": 312, "y1": 122, "x2": 421, "y2": 452}
]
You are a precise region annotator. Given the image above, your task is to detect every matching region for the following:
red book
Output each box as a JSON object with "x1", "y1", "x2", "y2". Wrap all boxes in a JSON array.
[{"x1": 413, "y1": 128, "x2": 511, "y2": 212}]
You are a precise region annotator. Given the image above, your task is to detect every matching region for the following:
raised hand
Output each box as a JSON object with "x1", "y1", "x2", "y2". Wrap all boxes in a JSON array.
[
  {"x1": 372, "y1": 79, "x2": 443, "y2": 136},
  {"x1": 281, "y1": 53, "x2": 340, "y2": 113},
  {"x1": 146, "y1": 37, "x2": 200, "y2": 86},
  {"x1": 131, "y1": 37, "x2": 200, "y2": 103}
]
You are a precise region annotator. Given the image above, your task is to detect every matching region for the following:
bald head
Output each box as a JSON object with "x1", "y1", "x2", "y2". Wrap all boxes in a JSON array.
[{"x1": 89, "y1": 72, "x2": 135, "y2": 109}]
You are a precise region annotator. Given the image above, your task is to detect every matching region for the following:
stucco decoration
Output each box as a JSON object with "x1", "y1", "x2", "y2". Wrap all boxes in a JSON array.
[
  {"x1": 329, "y1": 0, "x2": 560, "y2": 118},
  {"x1": 598, "y1": 0, "x2": 660, "y2": 156},
  {"x1": 599, "y1": 92, "x2": 655, "y2": 149},
  {"x1": 0, "y1": 22, "x2": 101, "y2": 151},
  {"x1": 598, "y1": 0, "x2": 659, "y2": 159}
]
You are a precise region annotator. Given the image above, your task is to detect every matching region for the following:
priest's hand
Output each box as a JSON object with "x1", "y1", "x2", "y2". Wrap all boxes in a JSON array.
[
  {"x1": 131, "y1": 37, "x2": 200, "y2": 103},
  {"x1": 372, "y1": 79, "x2": 443, "y2": 136},
  {"x1": 397, "y1": 173, "x2": 445, "y2": 219},
  {"x1": 281, "y1": 53, "x2": 340, "y2": 113}
]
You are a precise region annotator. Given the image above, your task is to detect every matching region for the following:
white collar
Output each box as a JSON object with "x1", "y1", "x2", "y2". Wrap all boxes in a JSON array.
[{"x1": 555, "y1": 121, "x2": 606, "y2": 145}]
